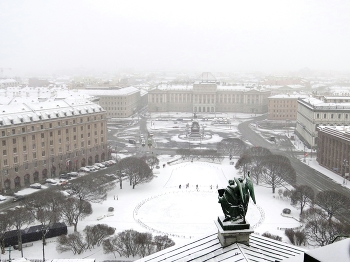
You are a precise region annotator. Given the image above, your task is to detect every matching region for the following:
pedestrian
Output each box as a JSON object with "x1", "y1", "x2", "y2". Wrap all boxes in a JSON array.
[
  {"x1": 117, "y1": 195, "x2": 118, "y2": 200},
  {"x1": 210, "y1": 185, "x2": 212, "y2": 190},
  {"x1": 114, "y1": 195, "x2": 115, "y2": 200},
  {"x1": 179, "y1": 185, "x2": 181, "y2": 189}
]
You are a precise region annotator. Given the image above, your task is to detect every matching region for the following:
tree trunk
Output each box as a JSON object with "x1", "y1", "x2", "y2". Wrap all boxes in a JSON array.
[
  {"x1": 119, "y1": 179, "x2": 122, "y2": 189},
  {"x1": 74, "y1": 223, "x2": 78, "y2": 232}
]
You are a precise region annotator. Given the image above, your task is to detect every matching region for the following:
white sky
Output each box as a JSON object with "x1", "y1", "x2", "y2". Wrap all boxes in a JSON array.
[{"x1": 1, "y1": 0, "x2": 350, "y2": 75}]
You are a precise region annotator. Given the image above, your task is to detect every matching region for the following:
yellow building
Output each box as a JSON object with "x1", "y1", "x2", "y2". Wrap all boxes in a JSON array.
[{"x1": 0, "y1": 99, "x2": 108, "y2": 192}]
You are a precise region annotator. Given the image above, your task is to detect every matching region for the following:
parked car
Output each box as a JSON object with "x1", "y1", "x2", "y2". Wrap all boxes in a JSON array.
[
  {"x1": 93, "y1": 165, "x2": 100, "y2": 170},
  {"x1": 79, "y1": 167, "x2": 90, "y2": 172},
  {"x1": 46, "y1": 178, "x2": 57, "y2": 184},
  {"x1": 30, "y1": 183, "x2": 42, "y2": 189},
  {"x1": 109, "y1": 160, "x2": 117, "y2": 164},
  {"x1": 0, "y1": 195, "x2": 7, "y2": 201},
  {"x1": 13, "y1": 195, "x2": 25, "y2": 202},
  {"x1": 119, "y1": 149, "x2": 128, "y2": 153},
  {"x1": 59, "y1": 174, "x2": 71, "y2": 179},
  {"x1": 95, "y1": 163, "x2": 105, "y2": 168},
  {"x1": 67, "y1": 172, "x2": 79, "y2": 177},
  {"x1": 85, "y1": 166, "x2": 96, "y2": 172}
]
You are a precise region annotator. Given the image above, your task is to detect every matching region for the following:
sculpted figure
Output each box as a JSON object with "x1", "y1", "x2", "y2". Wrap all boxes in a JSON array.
[{"x1": 218, "y1": 172, "x2": 256, "y2": 223}]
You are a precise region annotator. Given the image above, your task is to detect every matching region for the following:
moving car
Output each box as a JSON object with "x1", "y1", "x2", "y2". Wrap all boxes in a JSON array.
[{"x1": 13, "y1": 195, "x2": 25, "y2": 202}]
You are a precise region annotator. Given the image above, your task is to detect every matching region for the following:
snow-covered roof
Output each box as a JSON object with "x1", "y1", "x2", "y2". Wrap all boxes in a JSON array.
[
  {"x1": 81, "y1": 86, "x2": 139, "y2": 96},
  {"x1": 0, "y1": 99, "x2": 104, "y2": 127},
  {"x1": 136, "y1": 233, "x2": 305, "y2": 262},
  {"x1": 269, "y1": 94, "x2": 308, "y2": 99},
  {"x1": 299, "y1": 97, "x2": 350, "y2": 110}
]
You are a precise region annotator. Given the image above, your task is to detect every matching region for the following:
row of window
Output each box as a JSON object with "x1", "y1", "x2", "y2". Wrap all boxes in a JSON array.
[
  {"x1": 1, "y1": 119, "x2": 104, "y2": 136},
  {"x1": 316, "y1": 113, "x2": 349, "y2": 119},
  {"x1": 3, "y1": 138, "x2": 105, "y2": 167},
  {"x1": 2, "y1": 129, "x2": 104, "y2": 146}
]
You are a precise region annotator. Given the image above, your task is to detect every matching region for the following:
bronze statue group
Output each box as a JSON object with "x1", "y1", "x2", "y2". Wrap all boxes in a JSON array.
[{"x1": 218, "y1": 171, "x2": 256, "y2": 224}]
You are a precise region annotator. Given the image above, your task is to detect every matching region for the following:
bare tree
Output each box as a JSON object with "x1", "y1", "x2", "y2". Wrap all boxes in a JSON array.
[
  {"x1": 70, "y1": 175, "x2": 108, "y2": 204},
  {"x1": 315, "y1": 190, "x2": 350, "y2": 221},
  {"x1": 257, "y1": 156, "x2": 296, "y2": 193},
  {"x1": 217, "y1": 138, "x2": 246, "y2": 158},
  {"x1": 235, "y1": 147, "x2": 272, "y2": 183},
  {"x1": 118, "y1": 157, "x2": 153, "y2": 189},
  {"x1": 141, "y1": 155, "x2": 159, "y2": 170},
  {"x1": 135, "y1": 232, "x2": 154, "y2": 257},
  {"x1": 153, "y1": 235, "x2": 175, "y2": 252},
  {"x1": 102, "y1": 230, "x2": 175, "y2": 258},
  {"x1": 24, "y1": 190, "x2": 65, "y2": 261},
  {"x1": 303, "y1": 217, "x2": 350, "y2": 247},
  {"x1": 60, "y1": 197, "x2": 92, "y2": 232},
  {"x1": 103, "y1": 235, "x2": 125, "y2": 258},
  {"x1": 290, "y1": 185, "x2": 315, "y2": 215},
  {"x1": 0, "y1": 212, "x2": 12, "y2": 254},
  {"x1": 7, "y1": 207, "x2": 34, "y2": 257},
  {"x1": 57, "y1": 232, "x2": 86, "y2": 254},
  {"x1": 84, "y1": 224, "x2": 115, "y2": 249}
]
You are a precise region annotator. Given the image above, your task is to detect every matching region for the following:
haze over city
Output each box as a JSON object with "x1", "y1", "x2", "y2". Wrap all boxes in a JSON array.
[{"x1": 1, "y1": 0, "x2": 350, "y2": 76}]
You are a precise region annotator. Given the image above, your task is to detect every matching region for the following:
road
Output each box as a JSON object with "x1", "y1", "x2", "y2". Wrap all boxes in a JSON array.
[{"x1": 238, "y1": 116, "x2": 350, "y2": 223}]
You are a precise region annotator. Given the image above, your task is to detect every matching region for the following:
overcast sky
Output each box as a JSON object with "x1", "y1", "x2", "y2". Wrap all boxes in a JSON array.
[{"x1": 1, "y1": 0, "x2": 350, "y2": 76}]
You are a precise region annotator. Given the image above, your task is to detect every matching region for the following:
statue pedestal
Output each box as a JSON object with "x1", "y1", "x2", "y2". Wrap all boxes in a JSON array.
[{"x1": 215, "y1": 216, "x2": 254, "y2": 247}]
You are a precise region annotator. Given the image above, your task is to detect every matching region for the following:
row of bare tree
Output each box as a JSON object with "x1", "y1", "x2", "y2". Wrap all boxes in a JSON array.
[
  {"x1": 175, "y1": 149, "x2": 224, "y2": 162},
  {"x1": 102, "y1": 229, "x2": 175, "y2": 258}
]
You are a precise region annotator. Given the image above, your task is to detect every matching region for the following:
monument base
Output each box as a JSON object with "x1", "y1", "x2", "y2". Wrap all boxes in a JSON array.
[{"x1": 215, "y1": 216, "x2": 254, "y2": 247}]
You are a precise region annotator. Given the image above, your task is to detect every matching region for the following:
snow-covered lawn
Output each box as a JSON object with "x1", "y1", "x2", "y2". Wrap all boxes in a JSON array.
[{"x1": 7, "y1": 157, "x2": 301, "y2": 261}]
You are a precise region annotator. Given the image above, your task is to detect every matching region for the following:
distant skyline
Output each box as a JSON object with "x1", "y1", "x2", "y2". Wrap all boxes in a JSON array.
[{"x1": 1, "y1": 0, "x2": 350, "y2": 76}]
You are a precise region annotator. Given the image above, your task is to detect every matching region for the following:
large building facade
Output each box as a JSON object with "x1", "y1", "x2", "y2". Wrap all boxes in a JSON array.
[
  {"x1": 268, "y1": 94, "x2": 307, "y2": 120},
  {"x1": 148, "y1": 79, "x2": 270, "y2": 114},
  {"x1": 0, "y1": 99, "x2": 108, "y2": 193},
  {"x1": 317, "y1": 126, "x2": 350, "y2": 179},
  {"x1": 296, "y1": 97, "x2": 350, "y2": 148},
  {"x1": 81, "y1": 87, "x2": 146, "y2": 118}
]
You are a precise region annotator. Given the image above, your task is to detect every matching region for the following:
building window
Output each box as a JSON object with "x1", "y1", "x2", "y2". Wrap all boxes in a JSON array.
[
  {"x1": 324, "y1": 114, "x2": 327, "y2": 118},
  {"x1": 13, "y1": 148, "x2": 17, "y2": 153},
  {"x1": 32, "y1": 135, "x2": 35, "y2": 140},
  {"x1": 316, "y1": 113, "x2": 320, "y2": 118},
  {"x1": 32, "y1": 126, "x2": 34, "y2": 131},
  {"x1": 42, "y1": 151, "x2": 45, "y2": 157},
  {"x1": 49, "y1": 123, "x2": 52, "y2": 128},
  {"x1": 33, "y1": 152, "x2": 37, "y2": 159},
  {"x1": 14, "y1": 156, "x2": 18, "y2": 163},
  {"x1": 2, "y1": 140, "x2": 6, "y2": 146},
  {"x1": 41, "y1": 125, "x2": 44, "y2": 129},
  {"x1": 58, "y1": 130, "x2": 61, "y2": 135},
  {"x1": 3, "y1": 150, "x2": 6, "y2": 155},
  {"x1": 338, "y1": 114, "x2": 341, "y2": 119},
  {"x1": 23, "y1": 145, "x2": 26, "y2": 151},
  {"x1": 2, "y1": 131, "x2": 5, "y2": 136},
  {"x1": 23, "y1": 137, "x2": 26, "y2": 142},
  {"x1": 4, "y1": 159, "x2": 8, "y2": 166},
  {"x1": 13, "y1": 138, "x2": 16, "y2": 144},
  {"x1": 66, "y1": 129, "x2": 69, "y2": 134},
  {"x1": 41, "y1": 133, "x2": 44, "y2": 138}
]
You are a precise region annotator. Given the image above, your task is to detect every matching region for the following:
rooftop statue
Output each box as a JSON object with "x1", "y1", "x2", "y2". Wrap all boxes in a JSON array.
[{"x1": 218, "y1": 172, "x2": 256, "y2": 224}]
